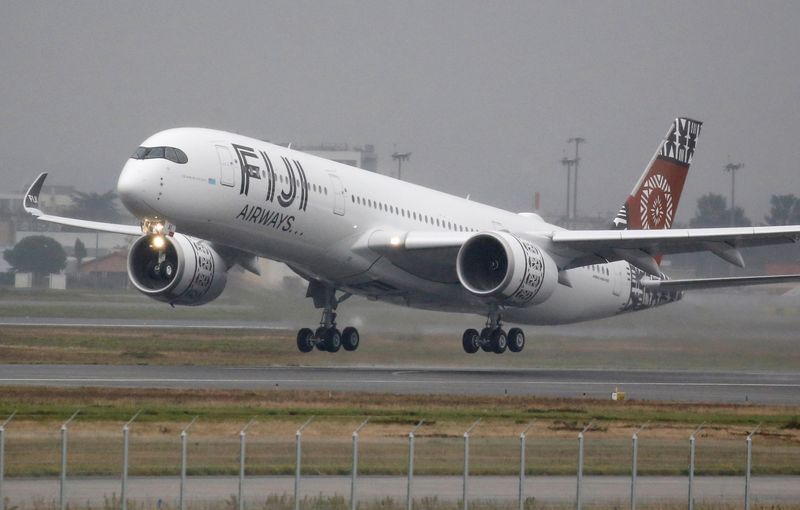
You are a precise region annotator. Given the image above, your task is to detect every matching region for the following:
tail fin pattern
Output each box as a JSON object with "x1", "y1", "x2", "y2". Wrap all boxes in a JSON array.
[{"x1": 612, "y1": 118, "x2": 702, "y2": 231}]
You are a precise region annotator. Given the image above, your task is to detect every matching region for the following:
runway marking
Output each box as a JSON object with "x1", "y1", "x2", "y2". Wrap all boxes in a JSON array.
[{"x1": 1, "y1": 377, "x2": 799, "y2": 388}]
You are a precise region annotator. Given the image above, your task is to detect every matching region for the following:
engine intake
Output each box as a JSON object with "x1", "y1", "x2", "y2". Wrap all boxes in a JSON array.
[
  {"x1": 456, "y1": 231, "x2": 557, "y2": 306},
  {"x1": 127, "y1": 233, "x2": 228, "y2": 306}
]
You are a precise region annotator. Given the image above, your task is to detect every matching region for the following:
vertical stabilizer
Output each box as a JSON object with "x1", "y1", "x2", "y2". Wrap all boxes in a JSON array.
[{"x1": 612, "y1": 118, "x2": 702, "y2": 231}]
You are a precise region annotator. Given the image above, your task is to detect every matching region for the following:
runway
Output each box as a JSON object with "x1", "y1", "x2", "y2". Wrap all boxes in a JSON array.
[
  {"x1": 3, "y1": 475, "x2": 799, "y2": 505},
  {"x1": 1, "y1": 364, "x2": 799, "y2": 404}
]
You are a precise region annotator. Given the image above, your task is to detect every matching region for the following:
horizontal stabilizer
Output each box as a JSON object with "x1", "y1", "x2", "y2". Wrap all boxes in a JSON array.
[{"x1": 641, "y1": 274, "x2": 800, "y2": 292}]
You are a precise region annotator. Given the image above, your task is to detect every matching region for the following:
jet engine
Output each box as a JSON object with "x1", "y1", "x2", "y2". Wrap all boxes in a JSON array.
[
  {"x1": 127, "y1": 233, "x2": 228, "y2": 306},
  {"x1": 456, "y1": 231, "x2": 557, "y2": 307}
]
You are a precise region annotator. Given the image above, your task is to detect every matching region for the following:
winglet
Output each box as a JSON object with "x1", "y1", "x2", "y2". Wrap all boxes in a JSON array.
[{"x1": 23, "y1": 172, "x2": 48, "y2": 216}]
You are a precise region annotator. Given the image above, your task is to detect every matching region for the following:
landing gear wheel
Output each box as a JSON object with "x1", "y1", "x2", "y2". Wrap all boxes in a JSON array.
[
  {"x1": 507, "y1": 328, "x2": 525, "y2": 353},
  {"x1": 462, "y1": 328, "x2": 480, "y2": 354},
  {"x1": 479, "y1": 327, "x2": 493, "y2": 352},
  {"x1": 491, "y1": 328, "x2": 508, "y2": 354},
  {"x1": 296, "y1": 328, "x2": 314, "y2": 353},
  {"x1": 314, "y1": 327, "x2": 328, "y2": 350},
  {"x1": 324, "y1": 328, "x2": 342, "y2": 352},
  {"x1": 342, "y1": 327, "x2": 360, "y2": 351}
]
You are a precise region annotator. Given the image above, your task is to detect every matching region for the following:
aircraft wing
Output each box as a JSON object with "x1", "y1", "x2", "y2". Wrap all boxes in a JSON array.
[
  {"x1": 366, "y1": 230, "x2": 470, "y2": 283},
  {"x1": 23, "y1": 172, "x2": 142, "y2": 236},
  {"x1": 550, "y1": 226, "x2": 800, "y2": 275},
  {"x1": 367, "y1": 226, "x2": 800, "y2": 284}
]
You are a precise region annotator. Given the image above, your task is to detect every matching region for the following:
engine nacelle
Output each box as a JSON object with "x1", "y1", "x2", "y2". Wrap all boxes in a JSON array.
[
  {"x1": 456, "y1": 231, "x2": 557, "y2": 307},
  {"x1": 127, "y1": 233, "x2": 228, "y2": 306}
]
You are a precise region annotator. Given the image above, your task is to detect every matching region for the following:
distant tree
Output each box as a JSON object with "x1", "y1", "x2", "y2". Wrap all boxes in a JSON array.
[
  {"x1": 690, "y1": 193, "x2": 750, "y2": 228},
  {"x1": 3, "y1": 236, "x2": 66, "y2": 283},
  {"x1": 67, "y1": 191, "x2": 120, "y2": 222},
  {"x1": 74, "y1": 238, "x2": 87, "y2": 265},
  {"x1": 765, "y1": 194, "x2": 800, "y2": 225}
]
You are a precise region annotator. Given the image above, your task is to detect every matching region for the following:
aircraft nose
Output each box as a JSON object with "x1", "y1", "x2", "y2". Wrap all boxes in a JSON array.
[{"x1": 117, "y1": 160, "x2": 151, "y2": 217}]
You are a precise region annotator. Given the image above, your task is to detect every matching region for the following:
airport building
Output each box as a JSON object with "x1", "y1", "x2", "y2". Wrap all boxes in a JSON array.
[{"x1": 295, "y1": 143, "x2": 378, "y2": 172}]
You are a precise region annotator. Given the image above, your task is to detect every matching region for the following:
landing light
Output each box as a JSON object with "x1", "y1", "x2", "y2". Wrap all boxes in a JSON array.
[
  {"x1": 390, "y1": 236, "x2": 402, "y2": 247},
  {"x1": 151, "y1": 235, "x2": 166, "y2": 249}
]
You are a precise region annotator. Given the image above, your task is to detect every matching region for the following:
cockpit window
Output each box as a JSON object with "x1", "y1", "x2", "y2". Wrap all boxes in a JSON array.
[
  {"x1": 131, "y1": 146, "x2": 188, "y2": 164},
  {"x1": 146, "y1": 146, "x2": 165, "y2": 159}
]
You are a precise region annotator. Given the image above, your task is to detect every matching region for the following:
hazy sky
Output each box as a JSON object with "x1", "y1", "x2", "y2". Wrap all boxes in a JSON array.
[{"x1": 2, "y1": 1, "x2": 799, "y2": 224}]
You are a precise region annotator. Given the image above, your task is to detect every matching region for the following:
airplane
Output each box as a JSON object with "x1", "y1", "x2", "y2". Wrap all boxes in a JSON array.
[{"x1": 23, "y1": 117, "x2": 800, "y2": 354}]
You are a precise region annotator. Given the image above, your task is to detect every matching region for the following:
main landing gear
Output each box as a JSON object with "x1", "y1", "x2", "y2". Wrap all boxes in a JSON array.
[
  {"x1": 296, "y1": 281, "x2": 360, "y2": 353},
  {"x1": 461, "y1": 310, "x2": 525, "y2": 354}
]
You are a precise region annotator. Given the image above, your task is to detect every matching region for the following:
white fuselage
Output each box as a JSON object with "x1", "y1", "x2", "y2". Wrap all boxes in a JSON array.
[{"x1": 117, "y1": 128, "x2": 669, "y2": 325}]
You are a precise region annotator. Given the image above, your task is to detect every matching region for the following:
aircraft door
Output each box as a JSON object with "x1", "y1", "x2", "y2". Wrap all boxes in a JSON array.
[
  {"x1": 216, "y1": 146, "x2": 236, "y2": 187},
  {"x1": 329, "y1": 174, "x2": 345, "y2": 215}
]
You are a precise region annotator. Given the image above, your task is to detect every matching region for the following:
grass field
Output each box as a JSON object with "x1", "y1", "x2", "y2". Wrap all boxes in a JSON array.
[
  {"x1": 1, "y1": 386, "x2": 799, "y2": 478},
  {"x1": 2, "y1": 285, "x2": 800, "y2": 482}
]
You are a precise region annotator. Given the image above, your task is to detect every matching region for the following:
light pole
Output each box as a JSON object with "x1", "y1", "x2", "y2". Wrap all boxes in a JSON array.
[
  {"x1": 392, "y1": 152, "x2": 411, "y2": 181},
  {"x1": 724, "y1": 162, "x2": 744, "y2": 227},
  {"x1": 561, "y1": 157, "x2": 575, "y2": 221},
  {"x1": 568, "y1": 137, "x2": 586, "y2": 218}
]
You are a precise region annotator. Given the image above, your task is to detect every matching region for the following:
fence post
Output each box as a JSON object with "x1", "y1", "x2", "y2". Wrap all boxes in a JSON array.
[
  {"x1": 294, "y1": 417, "x2": 314, "y2": 510},
  {"x1": 239, "y1": 419, "x2": 256, "y2": 510},
  {"x1": 518, "y1": 421, "x2": 535, "y2": 510},
  {"x1": 0, "y1": 411, "x2": 16, "y2": 510},
  {"x1": 745, "y1": 423, "x2": 761, "y2": 510},
  {"x1": 575, "y1": 421, "x2": 594, "y2": 510},
  {"x1": 179, "y1": 416, "x2": 199, "y2": 510},
  {"x1": 462, "y1": 419, "x2": 482, "y2": 510},
  {"x1": 60, "y1": 410, "x2": 80, "y2": 510},
  {"x1": 121, "y1": 411, "x2": 142, "y2": 510},
  {"x1": 350, "y1": 418, "x2": 370, "y2": 510},
  {"x1": 630, "y1": 423, "x2": 647, "y2": 510},
  {"x1": 407, "y1": 421, "x2": 424, "y2": 510},
  {"x1": 688, "y1": 423, "x2": 704, "y2": 510}
]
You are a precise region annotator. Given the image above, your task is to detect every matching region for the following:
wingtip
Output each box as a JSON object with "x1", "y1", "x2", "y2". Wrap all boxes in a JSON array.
[{"x1": 23, "y1": 172, "x2": 48, "y2": 215}]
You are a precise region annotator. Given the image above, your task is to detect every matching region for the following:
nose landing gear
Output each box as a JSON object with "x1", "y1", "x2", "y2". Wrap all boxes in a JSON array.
[{"x1": 461, "y1": 310, "x2": 525, "y2": 354}]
